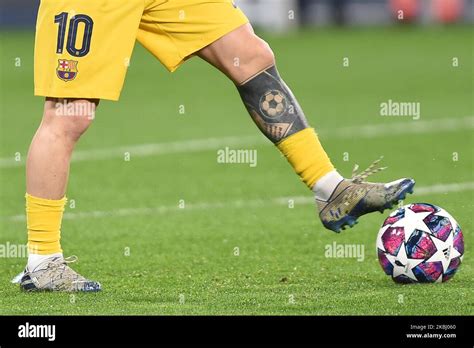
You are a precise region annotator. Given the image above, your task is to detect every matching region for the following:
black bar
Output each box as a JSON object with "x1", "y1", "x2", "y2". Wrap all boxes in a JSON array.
[{"x1": 0, "y1": 315, "x2": 472, "y2": 346}]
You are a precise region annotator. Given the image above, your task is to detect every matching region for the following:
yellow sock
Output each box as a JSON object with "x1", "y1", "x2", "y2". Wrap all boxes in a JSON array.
[
  {"x1": 277, "y1": 128, "x2": 335, "y2": 189},
  {"x1": 26, "y1": 193, "x2": 67, "y2": 255}
]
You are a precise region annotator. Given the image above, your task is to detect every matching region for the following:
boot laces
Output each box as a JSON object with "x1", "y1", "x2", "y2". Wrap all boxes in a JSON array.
[
  {"x1": 45, "y1": 255, "x2": 84, "y2": 287},
  {"x1": 351, "y1": 156, "x2": 387, "y2": 184}
]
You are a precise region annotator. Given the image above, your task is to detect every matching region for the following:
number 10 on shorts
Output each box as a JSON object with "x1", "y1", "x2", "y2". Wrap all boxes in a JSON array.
[{"x1": 54, "y1": 12, "x2": 94, "y2": 57}]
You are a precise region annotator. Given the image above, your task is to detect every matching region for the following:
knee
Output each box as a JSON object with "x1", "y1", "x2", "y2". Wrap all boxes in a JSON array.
[
  {"x1": 41, "y1": 99, "x2": 97, "y2": 143},
  {"x1": 236, "y1": 37, "x2": 275, "y2": 83},
  {"x1": 62, "y1": 115, "x2": 94, "y2": 143},
  {"x1": 253, "y1": 37, "x2": 275, "y2": 68}
]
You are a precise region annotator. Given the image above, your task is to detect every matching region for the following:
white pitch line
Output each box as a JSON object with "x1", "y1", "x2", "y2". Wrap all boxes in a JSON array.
[
  {"x1": 415, "y1": 182, "x2": 474, "y2": 195},
  {"x1": 331, "y1": 115, "x2": 474, "y2": 138},
  {"x1": 5, "y1": 181, "x2": 474, "y2": 222},
  {"x1": 0, "y1": 116, "x2": 472, "y2": 168}
]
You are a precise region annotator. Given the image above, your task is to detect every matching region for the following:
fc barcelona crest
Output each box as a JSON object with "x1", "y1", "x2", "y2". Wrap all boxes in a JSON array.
[{"x1": 56, "y1": 59, "x2": 78, "y2": 82}]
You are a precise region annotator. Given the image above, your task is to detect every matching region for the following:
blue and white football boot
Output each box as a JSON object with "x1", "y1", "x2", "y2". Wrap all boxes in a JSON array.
[
  {"x1": 317, "y1": 157, "x2": 415, "y2": 233},
  {"x1": 16, "y1": 255, "x2": 101, "y2": 292}
]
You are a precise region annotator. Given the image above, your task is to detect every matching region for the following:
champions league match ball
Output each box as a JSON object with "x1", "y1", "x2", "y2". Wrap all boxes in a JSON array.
[{"x1": 376, "y1": 203, "x2": 464, "y2": 284}]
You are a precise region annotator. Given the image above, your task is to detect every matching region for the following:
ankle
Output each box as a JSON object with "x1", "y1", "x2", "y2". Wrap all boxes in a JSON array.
[
  {"x1": 27, "y1": 253, "x2": 63, "y2": 271},
  {"x1": 312, "y1": 171, "x2": 344, "y2": 201}
]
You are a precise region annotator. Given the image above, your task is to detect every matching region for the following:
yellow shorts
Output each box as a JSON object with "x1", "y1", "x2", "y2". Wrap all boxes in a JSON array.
[{"x1": 34, "y1": 0, "x2": 248, "y2": 101}]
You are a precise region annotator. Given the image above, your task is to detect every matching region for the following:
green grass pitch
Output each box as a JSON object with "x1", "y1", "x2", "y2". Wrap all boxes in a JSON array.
[{"x1": 0, "y1": 25, "x2": 472, "y2": 315}]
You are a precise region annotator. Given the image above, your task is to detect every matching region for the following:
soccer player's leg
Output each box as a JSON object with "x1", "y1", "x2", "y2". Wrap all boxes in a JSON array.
[
  {"x1": 197, "y1": 24, "x2": 415, "y2": 233},
  {"x1": 21, "y1": 98, "x2": 101, "y2": 292},
  {"x1": 19, "y1": 0, "x2": 145, "y2": 291}
]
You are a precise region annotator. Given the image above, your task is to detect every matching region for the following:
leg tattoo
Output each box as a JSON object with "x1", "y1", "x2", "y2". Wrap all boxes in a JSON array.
[{"x1": 237, "y1": 65, "x2": 309, "y2": 143}]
